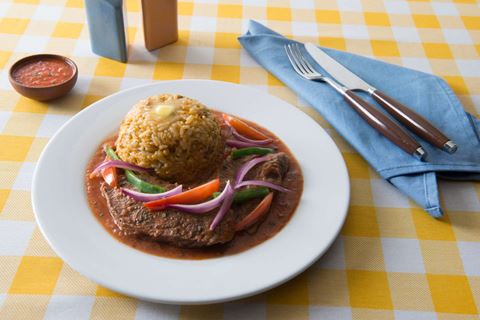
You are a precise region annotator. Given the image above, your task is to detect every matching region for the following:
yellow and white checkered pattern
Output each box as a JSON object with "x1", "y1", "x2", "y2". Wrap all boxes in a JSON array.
[{"x1": 0, "y1": 0, "x2": 479, "y2": 318}]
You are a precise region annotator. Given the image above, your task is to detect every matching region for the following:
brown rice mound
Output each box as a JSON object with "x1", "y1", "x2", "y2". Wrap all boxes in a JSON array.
[{"x1": 115, "y1": 94, "x2": 224, "y2": 183}]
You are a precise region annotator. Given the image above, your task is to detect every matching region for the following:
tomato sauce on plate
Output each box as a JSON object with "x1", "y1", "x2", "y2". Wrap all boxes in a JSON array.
[{"x1": 12, "y1": 58, "x2": 74, "y2": 87}]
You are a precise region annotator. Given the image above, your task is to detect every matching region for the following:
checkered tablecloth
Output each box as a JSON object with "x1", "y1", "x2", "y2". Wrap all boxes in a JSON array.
[{"x1": 0, "y1": 0, "x2": 479, "y2": 318}]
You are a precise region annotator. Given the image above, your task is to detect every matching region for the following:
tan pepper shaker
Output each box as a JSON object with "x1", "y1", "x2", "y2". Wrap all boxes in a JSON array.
[{"x1": 141, "y1": 0, "x2": 178, "y2": 51}]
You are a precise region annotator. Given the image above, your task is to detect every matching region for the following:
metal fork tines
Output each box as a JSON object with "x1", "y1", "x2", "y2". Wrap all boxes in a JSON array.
[
  {"x1": 285, "y1": 44, "x2": 321, "y2": 79},
  {"x1": 285, "y1": 43, "x2": 346, "y2": 95},
  {"x1": 284, "y1": 43, "x2": 427, "y2": 161}
]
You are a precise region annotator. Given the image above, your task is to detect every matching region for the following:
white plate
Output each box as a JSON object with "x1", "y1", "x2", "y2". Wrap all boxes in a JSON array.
[{"x1": 32, "y1": 80, "x2": 349, "y2": 304}]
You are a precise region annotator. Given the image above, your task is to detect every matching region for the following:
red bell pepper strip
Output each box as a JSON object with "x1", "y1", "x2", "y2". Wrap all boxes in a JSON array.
[
  {"x1": 145, "y1": 178, "x2": 220, "y2": 210},
  {"x1": 100, "y1": 143, "x2": 118, "y2": 187},
  {"x1": 235, "y1": 192, "x2": 273, "y2": 231},
  {"x1": 101, "y1": 163, "x2": 118, "y2": 187},
  {"x1": 222, "y1": 114, "x2": 269, "y2": 141}
]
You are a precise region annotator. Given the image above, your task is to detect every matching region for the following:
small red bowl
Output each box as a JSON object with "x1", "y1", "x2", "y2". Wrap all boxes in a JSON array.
[{"x1": 9, "y1": 54, "x2": 78, "y2": 101}]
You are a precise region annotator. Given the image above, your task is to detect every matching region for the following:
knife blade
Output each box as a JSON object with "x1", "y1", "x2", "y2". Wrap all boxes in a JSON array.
[
  {"x1": 304, "y1": 42, "x2": 457, "y2": 153},
  {"x1": 305, "y1": 43, "x2": 371, "y2": 91}
]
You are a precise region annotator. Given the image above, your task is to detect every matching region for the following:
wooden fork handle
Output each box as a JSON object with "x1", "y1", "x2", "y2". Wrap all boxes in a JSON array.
[
  {"x1": 343, "y1": 90, "x2": 426, "y2": 160},
  {"x1": 371, "y1": 90, "x2": 455, "y2": 152}
]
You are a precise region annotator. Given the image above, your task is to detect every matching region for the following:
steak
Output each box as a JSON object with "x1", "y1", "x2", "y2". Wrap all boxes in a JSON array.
[{"x1": 101, "y1": 152, "x2": 290, "y2": 248}]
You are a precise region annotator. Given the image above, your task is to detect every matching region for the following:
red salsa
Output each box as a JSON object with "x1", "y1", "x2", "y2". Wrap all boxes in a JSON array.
[{"x1": 12, "y1": 58, "x2": 73, "y2": 87}]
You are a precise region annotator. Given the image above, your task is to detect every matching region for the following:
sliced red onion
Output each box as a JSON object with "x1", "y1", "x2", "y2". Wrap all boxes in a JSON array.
[
  {"x1": 209, "y1": 183, "x2": 235, "y2": 231},
  {"x1": 226, "y1": 139, "x2": 262, "y2": 148},
  {"x1": 235, "y1": 180, "x2": 291, "y2": 193},
  {"x1": 121, "y1": 185, "x2": 183, "y2": 202},
  {"x1": 91, "y1": 160, "x2": 148, "y2": 176},
  {"x1": 235, "y1": 155, "x2": 273, "y2": 185},
  {"x1": 166, "y1": 181, "x2": 232, "y2": 214},
  {"x1": 230, "y1": 126, "x2": 273, "y2": 145}
]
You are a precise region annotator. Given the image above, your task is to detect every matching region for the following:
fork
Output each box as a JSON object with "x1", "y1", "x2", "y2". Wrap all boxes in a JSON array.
[{"x1": 285, "y1": 43, "x2": 426, "y2": 161}]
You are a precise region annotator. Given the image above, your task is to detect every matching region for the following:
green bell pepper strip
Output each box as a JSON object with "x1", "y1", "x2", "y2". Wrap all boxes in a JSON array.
[
  {"x1": 231, "y1": 147, "x2": 275, "y2": 160},
  {"x1": 104, "y1": 146, "x2": 165, "y2": 193},
  {"x1": 213, "y1": 186, "x2": 269, "y2": 204}
]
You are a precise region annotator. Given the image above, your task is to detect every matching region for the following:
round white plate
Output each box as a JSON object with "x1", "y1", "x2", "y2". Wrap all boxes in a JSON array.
[{"x1": 32, "y1": 80, "x2": 349, "y2": 304}]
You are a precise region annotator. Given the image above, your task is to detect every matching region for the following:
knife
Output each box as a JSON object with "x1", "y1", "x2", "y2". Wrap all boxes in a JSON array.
[
  {"x1": 305, "y1": 43, "x2": 457, "y2": 154},
  {"x1": 285, "y1": 43, "x2": 426, "y2": 160}
]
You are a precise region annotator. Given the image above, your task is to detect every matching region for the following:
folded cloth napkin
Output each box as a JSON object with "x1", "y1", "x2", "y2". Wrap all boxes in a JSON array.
[{"x1": 239, "y1": 21, "x2": 480, "y2": 217}]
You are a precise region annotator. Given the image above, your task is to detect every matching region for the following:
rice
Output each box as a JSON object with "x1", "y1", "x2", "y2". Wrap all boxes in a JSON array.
[{"x1": 115, "y1": 94, "x2": 224, "y2": 182}]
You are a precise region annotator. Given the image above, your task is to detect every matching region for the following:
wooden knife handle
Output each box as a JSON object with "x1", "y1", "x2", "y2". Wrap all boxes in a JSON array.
[
  {"x1": 371, "y1": 90, "x2": 455, "y2": 152},
  {"x1": 343, "y1": 90, "x2": 425, "y2": 159}
]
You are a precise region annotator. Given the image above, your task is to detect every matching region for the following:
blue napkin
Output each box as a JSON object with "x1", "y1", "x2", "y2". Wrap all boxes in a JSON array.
[{"x1": 239, "y1": 21, "x2": 480, "y2": 217}]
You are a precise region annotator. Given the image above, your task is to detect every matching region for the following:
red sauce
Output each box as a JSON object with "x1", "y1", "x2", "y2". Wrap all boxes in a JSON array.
[{"x1": 12, "y1": 58, "x2": 73, "y2": 87}]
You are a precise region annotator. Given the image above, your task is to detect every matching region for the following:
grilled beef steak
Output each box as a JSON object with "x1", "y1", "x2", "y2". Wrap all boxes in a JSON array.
[{"x1": 100, "y1": 153, "x2": 289, "y2": 248}]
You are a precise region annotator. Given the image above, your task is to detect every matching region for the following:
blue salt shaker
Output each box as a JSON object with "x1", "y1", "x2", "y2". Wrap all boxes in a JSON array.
[{"x1": 84, "y1": 0, "x2": 128, "y2": 62}]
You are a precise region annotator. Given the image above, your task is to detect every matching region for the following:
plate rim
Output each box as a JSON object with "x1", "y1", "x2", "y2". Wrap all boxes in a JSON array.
[{"x1": 32, "y1": 79, "x2": 350, "y2": 304}]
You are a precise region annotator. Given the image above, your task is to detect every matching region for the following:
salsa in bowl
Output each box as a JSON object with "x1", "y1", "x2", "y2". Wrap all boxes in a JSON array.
[{"x1": 9, "y1": 54, "x2": 78, "y2": 101}]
